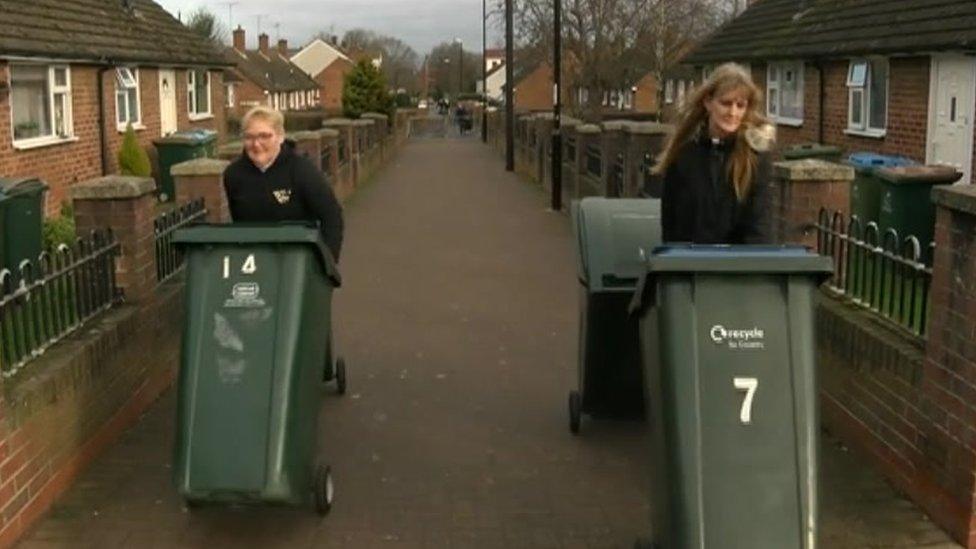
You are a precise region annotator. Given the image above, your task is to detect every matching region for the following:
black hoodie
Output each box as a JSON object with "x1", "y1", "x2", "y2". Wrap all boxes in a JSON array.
[
  {"x1": 223, "y1": 140, "x2": 344, "y2": 261},
  {"x1": 660, "y1": 130, "x2": 771, "y2": 245}
]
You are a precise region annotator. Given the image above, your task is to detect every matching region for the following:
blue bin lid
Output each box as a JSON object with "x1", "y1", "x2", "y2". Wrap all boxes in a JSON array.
[
  {"x1": 646, "y1": 244, "x2": 834, "y2": 274},
  {"x1": 847, "y1": 152, "x2": 917, "y2": 170}
]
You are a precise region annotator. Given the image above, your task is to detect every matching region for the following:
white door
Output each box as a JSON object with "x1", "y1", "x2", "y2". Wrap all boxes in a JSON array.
[
  {"x1": 928, "y1": 55, "x2": 976, "y2": 185},
  {"x1": 158, "y1": 69, "x2": 178, "y2": 136}
]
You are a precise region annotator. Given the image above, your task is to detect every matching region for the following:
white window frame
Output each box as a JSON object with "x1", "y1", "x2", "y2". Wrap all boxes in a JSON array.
[
  {"x1": 10, "y1": 64, "x2": 76, "y2": 149},
  {"x1": 115, "y1": 67, "x2": 142, "y2": 130},
  {"x1": 187, "y1": 69, "x2": 212, "y2": 120},
  {"x1": 677, "y1": 80, "x2": 687, "y2": 106},
  {"x1": 767, "y1": 61, "x2": 804, "y2": 126},
  {"x1": 225, "y1": 82, "x2": 235, "y2": 107},
  {"x1": 665, "y1": 79, "x2": 675, "y2": 104},
  {"x1": 846, "y1": 58, "x2": 889, "y2": 137}
]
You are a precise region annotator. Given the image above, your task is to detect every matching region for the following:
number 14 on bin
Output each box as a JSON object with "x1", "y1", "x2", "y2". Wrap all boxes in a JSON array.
[
  {"x1": 734, "y1": 377, "x2": 758, "y2": 425},
  {"x1": 223, "y1": 254, "x2": 258, "y2": 278}
]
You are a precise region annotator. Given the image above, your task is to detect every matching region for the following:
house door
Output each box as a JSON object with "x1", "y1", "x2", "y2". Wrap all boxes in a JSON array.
[
  {"x1": 159, "y1": 69, "x2": 178, "y2": 136},
  {"x1": 928, "y1": 55, "x2": 976, "y2": 185}
]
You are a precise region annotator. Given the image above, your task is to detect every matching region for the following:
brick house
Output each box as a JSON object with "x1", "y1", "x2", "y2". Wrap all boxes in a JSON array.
[
  {"x1": 290, "y1": 37, "x2": 355, "y2": 114},
  {"x1": 225, "y1": 27, "x2": 320, "y2": 117},
  {"x1": 477, "y1": 63, "x2": 506, "y2": 102},
  {"x1": 511, "y1": 61, "x2": 578, "y2": 113},
  {"x1": 484, "y1": 48, "x2": 505, "y2": 74},
  {"x1": 660, "y1": 64, "x2": 700, "y2": 122},
  {"x1": 0, "y1": 0, "x2": 228, "y2": 214},
  {"x1": 685, "y1": 0, "x2": 976, "y2": 184}
]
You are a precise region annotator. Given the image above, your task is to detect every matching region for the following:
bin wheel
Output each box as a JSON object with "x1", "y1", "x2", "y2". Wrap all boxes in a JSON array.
[
  {"x1": 568, "y1": 390, "x2": 582, "y2": 434},
  {"x1": 335, "y1": 358, "x2": 347, "y2": 395},
  {"x1": 314, "y1": 464, "x2": 334, "y2": 516}
]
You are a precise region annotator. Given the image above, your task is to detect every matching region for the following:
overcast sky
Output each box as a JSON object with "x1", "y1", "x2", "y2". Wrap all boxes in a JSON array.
[{"x1": 156, "y1": 0, "x2": 504, "y2": 57}]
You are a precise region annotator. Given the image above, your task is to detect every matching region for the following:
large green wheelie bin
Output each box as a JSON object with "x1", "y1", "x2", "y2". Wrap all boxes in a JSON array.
[
  {"x1": 630, "y1": 245, "x2": 832, "y2": 549},
  {"x1": 0, "y1": 178, "x2": 48, "y2": 275},
  {"x1": 568, "y1": 197, "x2": 661, "y2": 433},
  {"x1": 847, "y1": 152, "x2": 916, "y2": 226},
  {"x1": 876, "y1": 165, "x2": 962, "y2": 263},
  {"x1": 172, "y1": 223, "x2": 345, "y2": 514},
  {"x1": 154, "y1": 130, "x2": 218, "y2": 202}
]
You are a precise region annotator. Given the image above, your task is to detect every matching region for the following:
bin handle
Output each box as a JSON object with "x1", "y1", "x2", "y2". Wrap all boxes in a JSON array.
[{"x1": 628, "y1": 272, "x2": 655, "y2": 316}]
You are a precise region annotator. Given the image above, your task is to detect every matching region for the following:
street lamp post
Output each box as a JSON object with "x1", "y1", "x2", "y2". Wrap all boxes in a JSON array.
[
  {"x1": 482, "y1": 0, "x2": 488, "y2": 142},
  {"x1": 505, "y1": 0, "x2": 514, "y2": 171},
  {"x1": 551, "y1": 0, "x2": 562, "y2": 211}
]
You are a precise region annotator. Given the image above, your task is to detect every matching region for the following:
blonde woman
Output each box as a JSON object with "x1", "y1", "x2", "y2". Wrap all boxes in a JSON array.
[
  {"x1": 655, "y1": 63, "x2": 775, "y2": 244},
  {"x1": 223, "y1": 106, "x2": 344, "y2": 260}
]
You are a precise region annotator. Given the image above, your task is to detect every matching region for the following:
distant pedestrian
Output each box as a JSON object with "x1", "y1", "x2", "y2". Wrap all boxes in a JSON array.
[
  {"x1": 223, "y1": 106, "x2": 344, "y2": 261},
  {"x1": 654, "y1": 62, "x2": 775, "y2": 244}
]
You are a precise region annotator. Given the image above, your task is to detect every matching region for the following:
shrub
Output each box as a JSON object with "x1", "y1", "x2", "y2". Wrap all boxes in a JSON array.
[
  {"x1": 43, "y1": 202, "x2": 76, "y2": 250},
  {"x1": 342, "y1": 60, "x2": 395, "y2": 119},
  {"x1": 118, "y1": 122, "x2": 151, "y2": 177}
]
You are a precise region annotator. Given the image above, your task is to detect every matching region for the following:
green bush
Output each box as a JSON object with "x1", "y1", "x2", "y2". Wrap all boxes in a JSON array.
[
  {"x1": 43, "y1": 202, "x2": 76, "y2": 250},
  {"x1": 342, "y1": 60, "x2": 395, "y2": 119},
  {"x1": 118, "y1": 122, "x2": 151, "y2": 176},
  {"x1": 394, "y1": 92, "x2": 414, "y2": 108}
]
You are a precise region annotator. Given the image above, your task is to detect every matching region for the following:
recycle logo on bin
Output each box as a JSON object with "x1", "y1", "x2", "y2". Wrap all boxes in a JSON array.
[
  {"x1": 709, "y1": 324, "x2": 766, "y2": 349},
  {"x1": 710, "y1": 325, "x2": 728, "y2": 344}
]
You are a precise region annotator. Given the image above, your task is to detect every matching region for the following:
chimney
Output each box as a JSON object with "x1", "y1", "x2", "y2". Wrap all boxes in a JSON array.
[
  {"x1": 258, "y1": 33, "x2": 270, "y2": 56},
  {"x1": 278, "y1": 39, "x2": 288, "y2": 56},
  {"x1": 233, "y1": 26, "x2": 245, "y2": 52}
]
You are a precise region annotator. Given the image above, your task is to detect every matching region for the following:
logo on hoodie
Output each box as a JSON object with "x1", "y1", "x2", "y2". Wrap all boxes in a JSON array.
[{"x1": 272, "y1": 189, "x2": 292, "y2": 205}]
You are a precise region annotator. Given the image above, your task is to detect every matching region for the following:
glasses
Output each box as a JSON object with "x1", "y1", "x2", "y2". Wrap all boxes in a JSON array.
[{"x1": 242, "y1": 132, "x2": 276, "y2": 143}]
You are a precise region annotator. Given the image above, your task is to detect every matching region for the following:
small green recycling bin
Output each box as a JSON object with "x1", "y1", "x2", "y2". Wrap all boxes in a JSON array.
[
  {"x1": 172, "y1": 223, "x2": 345, "y2": 514},
  {"x1": 782, "y1": 143, "x2": 843, "y2": 162},
  {"x1": 630, "y1": 245, "x2": 832, "y2": 549},
  {"x1": 568, "y1": 197, "x2": 661, "y2": 433},
  {"x1": 154, "y1": 130, "x2": 218, "y2": 202},
  {"x1": 877, "y1": 165, "x2": 962, "y2": 261},
  {"x1": 0, "y1": 178, "x2": 49, "y2": 275}
]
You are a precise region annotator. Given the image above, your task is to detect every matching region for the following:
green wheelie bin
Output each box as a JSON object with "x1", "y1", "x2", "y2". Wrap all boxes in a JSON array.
[
  {"x1": 0, "y1": 178, "x2": 49, "y2": 275},
  {"x1": 568, "y1": 197, "x2": 661, "y2": 433},
  {"x1": 154, "y1": 130, "x2": 218, "y2": 202},
  {"x1": 876, "y1": 165, "x2": 962, "y2": 263},
  {"x1": 630, "y1": 245, "x2": 832, "y2": 549},
  {"x1": 172, "y1": 223, "x2": 346, "y2": 514},
  {"x1": 847, "y1": 152, "x2": 916, "y2": 226}
]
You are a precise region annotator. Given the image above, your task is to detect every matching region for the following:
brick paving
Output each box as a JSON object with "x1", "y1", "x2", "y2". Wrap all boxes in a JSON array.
[{"x1": 15, "y1": 136, "x2": 959, "y2": 548}]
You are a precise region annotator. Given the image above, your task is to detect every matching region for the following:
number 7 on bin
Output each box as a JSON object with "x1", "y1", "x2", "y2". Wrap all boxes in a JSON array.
[{"x1": 733, "y1": 377, "x2": 758, "y2": 425}]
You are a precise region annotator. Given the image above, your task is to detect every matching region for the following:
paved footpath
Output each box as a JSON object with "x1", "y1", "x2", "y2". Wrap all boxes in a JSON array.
[{"x1": 16, "y1": 137, "x2": 959, "y2": 548}]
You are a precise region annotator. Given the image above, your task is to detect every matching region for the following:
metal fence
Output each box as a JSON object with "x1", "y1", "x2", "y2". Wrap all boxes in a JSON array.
[
  {"x1": 564, "y1": 136, "x2": 576, "y2": 164},
  {"x1": 321, "y1": 145, "x2": 332, "y2": 174},
  {"x1": 641, "y1": 153, "x2": 663, "y2": 198},
  {"x1": 0, "y1": 230, "x2": 121, "y2": 377},
  {"x1": 338, "y1": 138, "x2": 347, "y2": 166},
  {"x1": 815, "y1": 208, "x2": 933, "y2": 338},
  {"x1": 585, "y1": 143, "x2": 602, "y2": 177},
  {"x1": 609, "y1": 153, "x2": 625, "y2": 197},
  {"x1": 154, "y1": 199, "x2": 207, "y2": 284}
]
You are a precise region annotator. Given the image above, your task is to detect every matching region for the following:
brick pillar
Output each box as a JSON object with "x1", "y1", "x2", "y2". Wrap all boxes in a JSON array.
[
  {"x1": 574, "y1": 124, "x2": 602, "y2": 199},
  {"x1": 70, "y1": 176, "x2": 157, "y2": 304},
  {"x1": 625, "y1": 122, "x2": 672, "y2": 198},
  {"x1": 323, "y1": 118, "x2": 354, "y2": 185},
  {"x1": 352, "y1": 119, "x2": 374, "y2": 183},
  {"x1": 600, "y1": 121, "x2": 628, "y2": 197},
  {"x1": 559, "y1": 118, "x2": 581, "y2": 201},
  {"x1": 769, "y1": 159, "x2": 853, "y2": 248},
  {"x1": 534, "y1": 114, "x2": 554, "y2": 191},
  {"x1": 288, "y1": 131, "x2": 322, "y2": 171},
  {"x1": 363, "y1": 113, "x2": 389, "y2": 161},
  {"x1": 217, "y1": 141, "x2": 242, "y2": 161},
  {"x1": 922, "y1": 185, "x2": 976, "y2": 548},
  {"x1": 171, "y1": 158, "x2": 231, "y2": 223}
]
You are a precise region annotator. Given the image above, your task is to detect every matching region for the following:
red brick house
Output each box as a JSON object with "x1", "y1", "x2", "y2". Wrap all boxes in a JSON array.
[
  {"x1": 660, "y1": 64, "x2": 700, "y2": 122},
  {"x1": 290, "y1": 37, "x2": 355, "y2": 114},
  {"x1": 0, "y1": 0, "x2": 228, "y2": 213},
  {"x1": 685, "y1": 0, "x2": 976, "y2": 184},
  {"x1": 224, "y1": 27, "x2": 320, "y2": 117}
]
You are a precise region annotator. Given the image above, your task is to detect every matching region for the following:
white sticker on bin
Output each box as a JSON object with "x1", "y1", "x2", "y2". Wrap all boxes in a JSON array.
[{"x1": 224, "y1": 282, "x2": 266, "y2": 308}]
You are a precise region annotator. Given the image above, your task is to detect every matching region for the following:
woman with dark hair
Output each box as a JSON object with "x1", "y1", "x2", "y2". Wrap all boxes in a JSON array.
[{"x1": 654, "y1": 63, "x2": 776, "y2": 244}]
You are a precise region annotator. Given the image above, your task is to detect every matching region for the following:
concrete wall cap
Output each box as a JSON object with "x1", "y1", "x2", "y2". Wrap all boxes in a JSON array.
[
  {"x1": 626, "y1": 122, "x2": 673, "y2": 135},
  {"x1": 287, "y1": 131, "x2": 321, "y2": 142},
  {"x1": 70, "y1": 176, "x2": 156, "y2": 200},
  {"x1": 362, "y1": 112, "x2": 388, "y2": 121},
  {"x1": 576, "y1": 124, "x2": 602, "y2": 135},
  {"x1": 317, "y1": 128, "x2": 340, "y2": 138},
  {"x1": 170, "y1": 158, "x2": 230, "y2": 177},
  {"x1": 351, "y1": 119, "x2": 375, "y2": 126},
  {"x1": 323, "y1": 118, "x2": 353, "y2": 127},
  {"x1": 218, "y1": 142, "x2": 242, "y2": 154},
  {"x1": 932, "y1": 184, "x2": 976, "y2": 217},
  {"x1": 773, "y1": 159, "x2": 854, "y2": 182},
  {"x1": 601, "y1": 120, "x2": 629, "y2": 132}
]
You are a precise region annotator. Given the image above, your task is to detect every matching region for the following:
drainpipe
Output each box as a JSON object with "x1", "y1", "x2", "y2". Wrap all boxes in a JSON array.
[
  {"x1": 814, "y1": 58, "x2": 825, "y2": 144},
  {"x1": 97, "y1": 63, "x2": 112, "y2": 176}
]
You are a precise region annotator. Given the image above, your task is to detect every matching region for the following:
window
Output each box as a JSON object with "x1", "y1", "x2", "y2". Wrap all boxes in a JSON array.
[
  {"x1": 677, "y1": 80, "x2": 687, "y2": 105},
  {"x1": 767, "y1": 62, "x2": 804, "y2": 124},
  {"x1": 665, "y1": 80, "x2": 675, "y2": 104},
  {"x1": 187, "y1": 69, "x2": 211, "y2": 118},
  {"x1": 11, "y1": 64, "x2": 73, "y2": 145},
  {"x1": 115, "y1": 67, "x2": 141, "y2": 129},
  {"x1": 225, "y1": 83, "x2": 235, "y2": 107},
  {"x1": 847, "y1": 59, "x2": 888, "y2": 134}
]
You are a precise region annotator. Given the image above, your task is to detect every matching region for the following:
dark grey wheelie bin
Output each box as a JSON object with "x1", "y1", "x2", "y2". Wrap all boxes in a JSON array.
[
  {"x1": 568, "y1": 197, "x2": 661, "y2": 433},
  {"x1": 172, "y1": 223, "x2": 346, "y2": 514},
  {"x1": 630, "y1": 245, "x2": 832, "y2": 549}
]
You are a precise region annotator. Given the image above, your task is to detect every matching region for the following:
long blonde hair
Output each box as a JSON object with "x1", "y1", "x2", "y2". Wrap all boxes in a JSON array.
[{"x1": 655, "y1": 63, "x2": 768, "y2": 200}]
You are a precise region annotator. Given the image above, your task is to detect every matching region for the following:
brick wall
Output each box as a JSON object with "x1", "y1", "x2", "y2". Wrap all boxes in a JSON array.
[
  {"x1": 317, "y1": 59, "x2": 353, "y2": 114},
  {"x1": 0, "y1": 63, "x2": 226, "y2": 216},
  {"x1": 633, "y1": 73, "x2": 659, "y2": 114},
  {"x1": 229, "y1": 78, "x2": 270, "y2": 117},
  {"x1": 515, "y1": 65, "x2": 554, "y2": 113}
]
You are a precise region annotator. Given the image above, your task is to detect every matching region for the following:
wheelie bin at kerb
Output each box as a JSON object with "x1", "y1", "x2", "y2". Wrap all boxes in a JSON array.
[
  {"x1": 847, "y1": 152, "x2": 916, "y2": 227},
  {"x1": 153, "y1": 130, "x2": 218, "y2": 202},
  {"x1": 172, "y1": 223, "x2": 347, "y2": 514},
  {"x1": 0, "y1": 178, "x2": 49, "y2": 275},
  {"x1": 568, "y1": 197, "x2": 661, "y2": 434},
  {"x1": 876, "y1": 165, "x2": 962, "y2": 263},
  {"x1": 630, "y1": 245, "x2": 832, "y2": 549}
]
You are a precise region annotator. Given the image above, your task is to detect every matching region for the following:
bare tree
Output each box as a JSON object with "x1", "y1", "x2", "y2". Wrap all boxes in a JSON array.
[{"x1": 186, "y1": 7, "x2": 226, "y2": 46}]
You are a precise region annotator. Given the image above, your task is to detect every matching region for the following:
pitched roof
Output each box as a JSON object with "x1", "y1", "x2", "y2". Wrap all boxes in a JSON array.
[
  {"x1": 0, "y1": 0, "x2": 226, "y2": 66},
  {"x1": 686, "y1": 0, "x2": 976, "y2": 64},
  {"x1": 225, "y1": 47, "x2": 319, "y2": 93},
  {"x1": 485, "y1": 48, "x2": 505, "y2": 58},
  {"x1": 486, "y1": 62, "x2": 506, "y2": 79}
]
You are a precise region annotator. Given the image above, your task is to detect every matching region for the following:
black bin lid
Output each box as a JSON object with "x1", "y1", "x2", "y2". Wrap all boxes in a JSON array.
[{"x1": 0, "y1": 177, "x2": 49, "y2": 198}]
